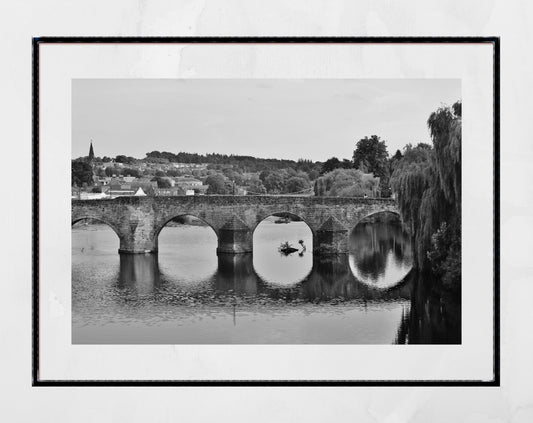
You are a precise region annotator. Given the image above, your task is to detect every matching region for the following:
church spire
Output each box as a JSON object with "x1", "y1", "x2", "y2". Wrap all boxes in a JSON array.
[{"x1": 88, "y1": 140, "x2": 95, "y2": 162}]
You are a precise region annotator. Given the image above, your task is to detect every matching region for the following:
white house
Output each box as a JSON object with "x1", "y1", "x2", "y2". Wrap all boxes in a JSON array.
[{"x1": 79, "y1": 191, "x2": 109, "y2": 200}]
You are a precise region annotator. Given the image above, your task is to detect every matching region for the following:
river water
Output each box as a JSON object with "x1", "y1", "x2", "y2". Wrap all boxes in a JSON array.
[{"x1": 72, "y1": 217, "x2": 460, "y2": 344}]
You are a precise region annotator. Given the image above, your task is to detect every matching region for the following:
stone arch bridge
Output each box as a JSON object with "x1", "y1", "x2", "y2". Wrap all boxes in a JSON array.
[{"x1": 72, "y1": 196, "x2": 399, "y2": 255}]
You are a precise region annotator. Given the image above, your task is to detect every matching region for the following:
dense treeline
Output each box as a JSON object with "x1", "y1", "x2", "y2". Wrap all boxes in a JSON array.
[
  {"x1": 145, "y1": 151, "x2": 320, "y2": 174},
  {"x1": 202, "y1": 168, "x2": 316, "y2": 195},
  {"x1": 390, "y1": 101, "x2": 461, "y2": 288},
  {"x1": 314, "y1": 168, "x2": 379, "y2": 197}
]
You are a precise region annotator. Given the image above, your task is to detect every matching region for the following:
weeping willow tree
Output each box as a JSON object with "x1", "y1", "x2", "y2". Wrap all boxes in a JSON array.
[
  {"x1": 390, "y1": 143, "x2": 433, "y2": 269},
  {"x1": 391, "y1": 101, "x2": 461, "y2": 288},
  {"x1": 428, "y1": 101, "x2": 462, "y2": 214}
]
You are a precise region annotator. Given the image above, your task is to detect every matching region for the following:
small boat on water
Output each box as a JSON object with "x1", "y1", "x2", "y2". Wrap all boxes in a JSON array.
[
  {"x1": 274, "y1": 217, "x2": 291, "y2": 224},
  {"x1": 278, "y1": 241, "x2": 299, "y2": 255}
]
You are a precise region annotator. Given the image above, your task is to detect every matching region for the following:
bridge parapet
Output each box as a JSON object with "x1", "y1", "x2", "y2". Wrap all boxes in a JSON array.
[{"x1": 72, "y1": 196, "x2": 399, "y2": 255}]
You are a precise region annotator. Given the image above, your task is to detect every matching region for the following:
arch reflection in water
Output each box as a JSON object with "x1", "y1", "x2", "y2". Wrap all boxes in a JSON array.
[
  {"x1": 215, "y1": 254, "x2": 259, "y2": 295},
  {"x1": 252, "y1": 215, "x2": 313, "y2": 286},
  {"x1": 210, "y1": 254, "x2": 412, "y2": 304},
  {"x1": 157, "y1": 216, "x2": 218, "y2": 287},
  {"x1": 72, "y1": 220, "x2": 459, "y2": 344},
  {"x1": 117, "y1": 254, "x2": 161, "y2": 297},
  {"x1": 301, "y1": 255, "x2": 412, "y2": 302},
  {"x1": 349, "y1": 213, "x2": 413, "y2": 290}
]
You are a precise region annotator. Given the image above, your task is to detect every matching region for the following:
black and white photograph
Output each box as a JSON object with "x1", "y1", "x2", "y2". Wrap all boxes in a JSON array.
[
  {"x1": 33, "y1": 38, "x2": 498, "y2": 386},
  {"x1": 71, "y1": 78, "x2": 462, "y2": 345}
]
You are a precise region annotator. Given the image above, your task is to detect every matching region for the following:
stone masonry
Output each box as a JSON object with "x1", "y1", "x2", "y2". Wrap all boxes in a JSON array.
[{"x1": 72, "y1": 196, "x2": 399, "y2": 255}]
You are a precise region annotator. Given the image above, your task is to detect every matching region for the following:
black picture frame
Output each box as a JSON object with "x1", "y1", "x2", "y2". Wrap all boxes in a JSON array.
[{"x1": 32, "y1": 36, "x2": 500, "y2": 387}]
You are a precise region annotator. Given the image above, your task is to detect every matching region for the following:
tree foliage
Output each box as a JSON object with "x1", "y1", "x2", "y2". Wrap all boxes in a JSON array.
[
  {"x1": 390, "y1": 144, "x2": 434, "y2": 268},
  {"x1": 142, "y1": 151, "x2": 322, "y2": 182},
  {"x1": 205, "y1": 174, "x2": 229, "y2": 194},
  {"x1": 264, "y1": 173, "x2": 284, "y2": 193},
  {"x1": 389, "y1": 149, "x2": 403, "y2": 175},
  {"x1": 284, "y1": 176, "x2": 311, "y2": 193},
  {"x1": 246, "y1": 178, "x2": 267, "y2": 195},
  {"x1": 145, "y1": 151, "x2": 320, "y2": 174},
  {"x1": 427, "y1": 103, "x2": 462, "y2": 212},
  {"x1": 71, "y1": 160, "x2": 93, "y2": 187},
  {"x1": 320, "y1": 157, "x2": 353, "y2": 174},
  {"x1": 115, "y1": 155, "x2": 137, "y2": 164},
  {"x1": 321, "y1": 157, "x2": 342, "y2": 174},
  {"x1": 427, "y1": 222, "x2": 461, "y2": 287},
  {"x1": 104, "y1": 166, "x2": 118, "y2": 177},
  {"x1": 314, "y1": 168, "x2": 379, "y2": 197},
  {"x1": 155, "y1": 177, "x2": 173, "y2": 188},
  {"x1": 352, "y1": 135, "x2": 389, "y2": 178},
  {"x1": 390, "y1": 101, "x2": 462, "y2": 288},
  {"x1": 122, "y1": 167, "x2": 141, "y2": 178}
]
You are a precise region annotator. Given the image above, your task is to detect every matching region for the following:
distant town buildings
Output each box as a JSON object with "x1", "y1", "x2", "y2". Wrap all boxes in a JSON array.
[
  {"x1": 108, "y1": 184, "x2": 148, "y2": 197},
  {"x1": 152, "y1": 177, "x2": 207, "y2": 196},
  {"x1": 172, "y1": 163, "x2": 208, "y2": 170},
  {"x1": 154, "y1": 186, "x2": 193, "y2": 196},
  {"x1": 77, "y1": 191, "x2": 107, "y2": 200},
  {"x1": 72, "y1": 144, "x2": 210, "y2": 200}
]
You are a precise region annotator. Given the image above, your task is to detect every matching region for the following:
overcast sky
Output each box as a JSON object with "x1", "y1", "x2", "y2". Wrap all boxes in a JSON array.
[{"x1": 72, "y1": 79, "x2": 460, "y2": 162}]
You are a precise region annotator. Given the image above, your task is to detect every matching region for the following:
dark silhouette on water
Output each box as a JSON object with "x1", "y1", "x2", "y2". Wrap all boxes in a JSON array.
[
  {"x1": 279, "y1": 241, "x2": 299, "y2": 255},
  {"x1": 279, "y1": 239, "x2": 307, "y2": 256}
]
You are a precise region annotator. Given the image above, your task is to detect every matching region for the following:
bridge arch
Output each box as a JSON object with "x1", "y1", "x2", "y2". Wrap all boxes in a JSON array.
[
  {"x1": 252, "y1": 212, "x2": 314, "y2": 286},
  {"x1": 155, "y1": 213, "x2": 219, "y2": 239},
  {"x1": 155, "y1": 214, "x2": 219, "y2": 281},
  {"x1": 349, "y1": 210, "x2": 402, "y2": 233},
  {"x1": 72, "y1": 196, "x2": 400, "y2": 256},
  {"x1": 154, "y1": 214, "x2": 219, "y2": 258},
  {"x1": 252, "y1": 212, "x2": 316, "y2": 240},
  {"x1": 71, "y1": 216, "x2": 122, "y2": 240}
]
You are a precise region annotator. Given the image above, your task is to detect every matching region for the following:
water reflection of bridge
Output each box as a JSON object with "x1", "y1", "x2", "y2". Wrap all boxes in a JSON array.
[
  {"x1": 117, "y1": 253, "x2": 412, "y2": 303},
  {"x1": 116, "y1": 254, "x2": 460, "y2": 344}
]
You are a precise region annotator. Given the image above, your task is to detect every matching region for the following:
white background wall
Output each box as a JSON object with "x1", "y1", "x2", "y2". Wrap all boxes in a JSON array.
[{"x1": 1, "y1": 1, "x2": 532, "y2": 421}]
